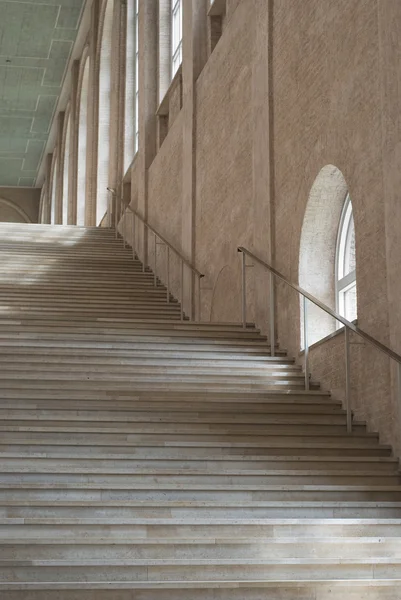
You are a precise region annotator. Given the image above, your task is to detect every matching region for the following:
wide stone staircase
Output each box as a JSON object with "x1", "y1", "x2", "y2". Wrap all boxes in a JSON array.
[{"x1": 0, "y1": 222, "x2": 400, "y2": 598}]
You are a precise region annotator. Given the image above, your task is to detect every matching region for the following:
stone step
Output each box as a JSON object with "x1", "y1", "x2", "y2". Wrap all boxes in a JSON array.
[
  {"x1": 0, "y1": 390, "x2": 332, "y2": 402},
  {"x1": 2, "y1": 499, "x2": 401, "y2": 518},
  {"x1": 1, "y1": 559, "x2": 401, "y2": 584},
  {"x1": 0, "y1": 382, "x2": 316, "y2": 394},
  {"x1": 0, "y1": 328, "x2": 266, "y2": 340},
  {"x1": 1, "y1": 483, "x2": 401, "y2": 502},
  {"x1": 0, "y1": 357, "x2": 295, "y2": 372},
  {"x1": 2, "y1": 537, "x2": 401, "y2": 560},
  {"x1": 0, "y1": 582, "x2": 400, "y2": 597},
  {"x1": 0, "y1": 454, "x2": 396, "y2": 471},
  {"x1": 0, "y1": 400, "x2": 344, "y2": 415},
  {"x1": 0, "y1": 470, "x2": 396, "y2": 486},
  {"x1": 0, "y1": 441, "x2": 390, "y2": 457},
  {"x1": 0, "y1": 421, "x2": 368, "y2": 436},
  {"x1": 0, "y1": 470, "x2": 397, "y2": 486},
  {"x1": 0, "y1": 410, "x2": 351, "y2": 426}
]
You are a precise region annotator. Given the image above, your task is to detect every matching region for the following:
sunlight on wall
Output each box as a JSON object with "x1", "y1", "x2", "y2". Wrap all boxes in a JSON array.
[
  {"x1": 62, "y1": 116, "x2": 71, "y2": 224},
  {"x1": 96, "y1": 0, "x2": 114, "y2": 225},
  {"x1": 77, "y1": 58, "x2": 90, "y2": 226}
]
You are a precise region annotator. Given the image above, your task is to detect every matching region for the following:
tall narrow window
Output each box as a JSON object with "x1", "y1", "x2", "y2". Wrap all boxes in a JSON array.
[
  {"x1": 171, "y1": 0, "x2": 182, "y2": 78},
  {"x1": 62, "y1": 115, "x2": 70, "y2": 224},
  {"x1": 124, "y1": 0, "x2": 139, "y2": 171},
  {"x1": 97, "y1": 0, "x2": 114, "y2": 225},
  {"x1": 135, "y1": 0, "x2": 139, "y2": 151},
  {"x1": 336, "y1": 195, "x2": 357, "y2": 322},
  {"x1": 77, "y1": 58, "x2": 90, "y2": 226},
  {"x1": 50, "y1": 159, "x2": 58, "y2": 225}
]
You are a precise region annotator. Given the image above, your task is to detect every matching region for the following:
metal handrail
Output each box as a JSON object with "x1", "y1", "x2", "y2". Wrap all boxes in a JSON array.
[
  {"x1": 107, "y1": 188, "x2": 204, "y2": 321},
  {"x1": 238, "y1": 246, "x2": 401, "y2": 433},
  {"x1": 125, "y1": 204, "x2": 204, "y2": 278}
]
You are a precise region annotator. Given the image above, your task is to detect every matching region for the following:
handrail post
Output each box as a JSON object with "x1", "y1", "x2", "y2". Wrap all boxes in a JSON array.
[
  {"x1": 114, "y1": 193, "x2": 118, "y2": 238},
  {"x1": 198, "y1": 275, "x2": 201, "y2": 322},
  {"x1": 180, "y1": 259, "x2": 184, "y2": 321},
  {"x1": 131, "y1": 213, "x2": 135, "y2": 260},
  {"x1": 303, "y1": 296, "x2": 310, "y2": 391},
  {"x1": 269, "y1": 271, "x2": 275, "y2": 357},
  {"x1": 154, "y1": 233, "x2": 157, "y2": 287},
  {"x1": 241, "y1": 251, "x2": 247, "y2": 329},
  {"x1": 123, "y1": 207, "x2": 126, "y2": 248},
  {"x1": 397, "y1": 361, "x2": 401, "y2": 452},
  {"x1": 345, "y1": 327, "x2": 352, "y2": 433},
  {"x1": 166, "y1": 247, "x2": 170, "y2": 303}
]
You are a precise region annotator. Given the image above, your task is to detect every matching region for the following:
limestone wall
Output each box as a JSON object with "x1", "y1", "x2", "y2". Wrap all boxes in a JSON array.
[
  {"x1": 0, "y1": 187, "x2": 40, "y2": 224},
  {"x1": 37, "y1": 0, "x2": 401, "y2": 452}
]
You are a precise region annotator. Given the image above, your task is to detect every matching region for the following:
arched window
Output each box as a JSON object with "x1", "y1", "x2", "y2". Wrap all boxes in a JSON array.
[
  {"x1": 124, "y1": 0, "x2": 139, "y2": 171},
  {"x1": 50, "y1": 158, "x2": 58, "y2": 225},
  {"x1": 97, "y1": 0, "x2": 114, "y2": 225},
  {"x1": 299, "y1": 165, "x2": 354, "y2": 347},
  {"x1": 77, "y1": 57, "x2": 90, "y2": 226},
  {"x1": 336, "y1": 195, "x2": 357, "y2": 322},
  {"x1": 171, "y1": 0, "x2": 182, "y2": 78},
  {"x1": 62, "y1": 115, "x2": 70, "y2": 224}
]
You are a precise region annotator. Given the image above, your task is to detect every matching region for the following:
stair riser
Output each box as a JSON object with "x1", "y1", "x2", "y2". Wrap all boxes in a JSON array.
[
  {"x1": 0, "y1": 413, "x2": 355, "y2": 426},
  {"x1": 1, "y1": 540, "x2": 401, "y2": 560},
  {"x1": 0, "y1": 443, "x2": 389, "y2": 457},
  {"x1": 0, "y1": 490, "x2": 400, "y2": 502},
  {"x1": 0, "y1": 586, "x2": 399, "y2": 598},
  {"x1": 0, "y1": 563, "x2": 400, "y2": 583},
  {"x1": 0, "y1": 474, "x2": 397, "y2": 485},
  {"x1": 0, "y1": 458, "x2": 395, "y2": 471},
  {"x1": 2, "y1": 505, "x2": 401, "y2": 518}
]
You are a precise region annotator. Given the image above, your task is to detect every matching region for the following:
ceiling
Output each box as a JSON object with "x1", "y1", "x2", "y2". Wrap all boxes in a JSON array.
[{"x1": 0, "y1": 0, "x2": 85, "y2": 188}]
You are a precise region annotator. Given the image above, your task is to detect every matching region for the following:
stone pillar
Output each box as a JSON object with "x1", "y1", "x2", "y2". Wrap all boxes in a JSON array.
[
  {"x1": 86, "y1": 0, "x2": 101, "y2": 226},
  {"x1": 137, "y1": 0, "x2": 158, "y2": 264},
  {"x1": 182, "y1": 0, "x2": 208, "y2": 319},
  {"x1": 55, "y1": 112, "x2": 65, "y2": 224},
  {"x1": 109, "y1": 0, "x2": 127, "y2": 218},
  {"x1": 378, "y1": 0, "x2": 401, "y2": 453},
  {"x1": 69, "y1": 60, "x2": 80, "y2": 225},
  {"x1": 252, "y1": 0, "x2": 275, "y2": 335}
]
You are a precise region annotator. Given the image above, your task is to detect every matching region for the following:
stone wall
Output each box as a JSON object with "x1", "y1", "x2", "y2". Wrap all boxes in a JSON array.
[
  {"x1": 0, "y1": 187, "x2": 40, "y2": 223},
  {"x1": 37, "y1": 0, "x2": 401, "y2": 452}
]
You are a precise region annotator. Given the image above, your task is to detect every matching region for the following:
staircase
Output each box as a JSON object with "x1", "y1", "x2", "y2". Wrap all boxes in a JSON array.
[{"x1": 0, "y1": 222, "x2": 400, "y2": 598}]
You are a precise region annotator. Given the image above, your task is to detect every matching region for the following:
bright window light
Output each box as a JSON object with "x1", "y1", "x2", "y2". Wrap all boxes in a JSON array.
[
  {"x1": 171, "y1": 0, "x2": 182, "y2": 78},
  {"x1": 336, "y1": 194, "x2": 357, "y2": 323}
]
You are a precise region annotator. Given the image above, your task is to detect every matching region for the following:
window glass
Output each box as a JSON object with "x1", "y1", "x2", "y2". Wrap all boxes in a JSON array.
[
  {"x1": 171, "y1": 0, "x2": 182, "y2": 77},
  {"x1": 336, "y1": 195, "x2": 357, "y2": 323}
]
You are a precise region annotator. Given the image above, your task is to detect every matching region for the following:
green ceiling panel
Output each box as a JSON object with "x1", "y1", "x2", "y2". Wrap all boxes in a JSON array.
[
  {"x1": 57, "y1": 6, "x2": 82, "y2": 29},
  {"x1": 31, "y1": 96, "x2": 59, "y2": 133},
  {"x1": 0, "y1": 0, "x2": 85, "y2": 187},
  {"x1": 23, "y1": 140, "x2": 46, "y2": 171},
  {"x1": 0, "y1": 66, "x2": 44, "y2": 112}
]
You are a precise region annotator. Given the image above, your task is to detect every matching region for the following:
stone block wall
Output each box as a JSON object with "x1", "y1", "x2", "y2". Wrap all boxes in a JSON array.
[{"x1": 37, "y1": 0, "x2": 401, "y2": 453}]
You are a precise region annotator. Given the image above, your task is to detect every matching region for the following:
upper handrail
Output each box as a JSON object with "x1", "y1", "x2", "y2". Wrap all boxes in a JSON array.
[
  {"x1": 108, "y1": 189, "x2": 204, "y2": 279},
  {"x1": 238, "y1": 246, "x2": 401, "y2": 365}
]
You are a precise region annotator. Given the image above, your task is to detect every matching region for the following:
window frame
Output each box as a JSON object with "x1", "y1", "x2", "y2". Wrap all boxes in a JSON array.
[
  {"x1": 335, "y1": 193, "x2": 357, "y2": 324},
  {"x1": 134, "y1": 0, "x2": 139, "y2": 152},
  {"x1": 171, "y1": 0, "x2": 182, "y2": 79}
]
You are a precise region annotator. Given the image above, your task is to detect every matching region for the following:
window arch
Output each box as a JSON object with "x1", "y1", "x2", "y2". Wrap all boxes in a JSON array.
[
  {"x1": 97, "y1": 0, "x2": 114, "y2": 225},
  {"x1": 77, "y1": 56, "x2": 90, "y2": 226},
  {"x1": 336, "y1": 194, "x2": 357, "y2": 322},
  {"x1": 62, "y1": 114, "x2": 71, "y2": 224},
  {"x1": 299, "y1": 165, "x2": 353, "y2": 346}
]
